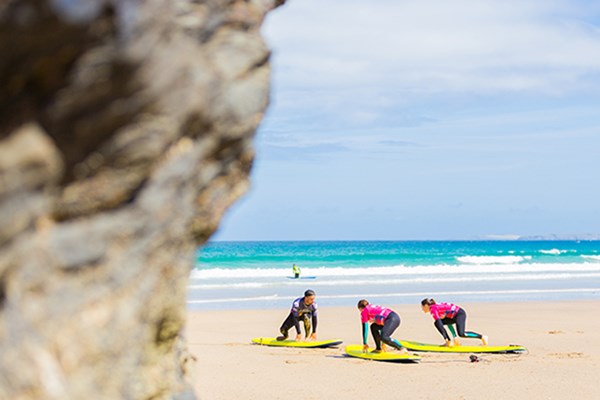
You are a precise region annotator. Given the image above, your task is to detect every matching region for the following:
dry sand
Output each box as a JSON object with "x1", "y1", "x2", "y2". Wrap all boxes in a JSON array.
[{"x1": 186, "y1": 300, "x2": 600, "y2": 399}]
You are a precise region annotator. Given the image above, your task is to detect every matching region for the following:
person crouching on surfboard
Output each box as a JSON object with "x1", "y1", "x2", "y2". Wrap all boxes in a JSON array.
[
  {"x1": 420, "y1": 298, "x2": 488, "y2": 347},
  {"x1": 277, "y1": 290, "x2": 318, "y2": 341},
  {"x1": 357, "y1": 299, "x2": 407, "y2": 354}
]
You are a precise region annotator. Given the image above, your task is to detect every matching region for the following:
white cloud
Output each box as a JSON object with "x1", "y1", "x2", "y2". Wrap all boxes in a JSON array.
[{"x1": 264, "y1": 0, "x2": 600, "y2": 93}]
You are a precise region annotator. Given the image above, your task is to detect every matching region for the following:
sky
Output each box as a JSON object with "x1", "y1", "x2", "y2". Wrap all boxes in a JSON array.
[{"x1": 213, "y1": 0, "x2": 600, "y2": 241}]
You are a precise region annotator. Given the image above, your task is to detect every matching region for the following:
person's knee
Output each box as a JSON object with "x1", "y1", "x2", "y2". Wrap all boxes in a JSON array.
[{"x1": 380, "y1": 331, "x2": 392, "y2": 342}]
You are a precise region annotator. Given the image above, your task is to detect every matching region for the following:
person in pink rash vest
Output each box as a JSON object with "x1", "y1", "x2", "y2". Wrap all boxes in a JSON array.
[
  {"x1": 421, "y1": 298, "x2": 488, "y2": 347},
  {"x1": 357, "y1": 299, "x2": 407, "y2": 354}
]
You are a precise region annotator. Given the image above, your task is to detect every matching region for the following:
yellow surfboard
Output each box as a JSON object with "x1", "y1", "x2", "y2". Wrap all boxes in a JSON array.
[
  {"x1": 344, "y1": 345, "x2": 421, "y2": 363},
  {"x1": 252, "y1": 337, "x2": 343, "y2": 348},
  {"x1": 399, "y1": 340, "x2": 526, "y2": 353}
]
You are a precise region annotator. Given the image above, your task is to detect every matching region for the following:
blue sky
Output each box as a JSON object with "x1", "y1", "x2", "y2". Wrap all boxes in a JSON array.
[{"x1": 213, "y1": 0, "x2": 600, "y2": 241}]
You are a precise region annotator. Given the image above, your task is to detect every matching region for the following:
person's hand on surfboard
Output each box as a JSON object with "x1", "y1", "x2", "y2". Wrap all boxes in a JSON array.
[
  {"x1": 362, "y1": 344, "x2": 369, "y2": 353},
  {"x1": 453, "y1": 338, "x2": 461, "y2": 346},
  {"x1": 295, "y1": 333, "x2": 302, "y2": 342},
  {"x1": 443, "y1": 339, "x2": 455, "y2": 347},
  {"x1": 308, "y1": 332, "x2": 317, "y2": 341}
]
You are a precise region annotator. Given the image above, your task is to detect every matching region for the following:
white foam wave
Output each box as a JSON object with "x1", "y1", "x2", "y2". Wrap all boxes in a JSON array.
[
  {"x1": 190, "y1": 262, "x2": 600, "y2": 280},
  {"x1": 539, "y1": 249, "x2": 567, "y2": 255},
  {"x1": 187, "y1": 294, "x2": 280, "y2": 304},
  {"x1": 582, "y1": 255, "x2": 600, "y2": 261},
  {"x1": 457, "y1": 255, "x2": 532, "y2": 264},
  {"x1": 187, "y1": 288, "x2": 600, "y2": 305},
  {"x1": 316, "y1": 288, "x2": 600, "y2": 300},
  {"x1": 188, "y1": 272, "x2": 600, "y2": 290}
]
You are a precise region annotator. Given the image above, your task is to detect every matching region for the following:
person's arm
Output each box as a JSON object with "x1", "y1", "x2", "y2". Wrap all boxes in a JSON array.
[
  {"x1": 311, "y1": 314, "x2": 317, "y2": 334},
  {"x1": 434, "y1": 319, "x2": 451, "y2": 341},
  {"x1": 360, "y1": 308, "x2": 369, "y2": 351}
]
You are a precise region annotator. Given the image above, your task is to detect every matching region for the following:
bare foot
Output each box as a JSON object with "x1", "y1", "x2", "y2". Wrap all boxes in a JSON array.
[{"x1": 481, "y1": 335, "x2": 489, "y2": 346}]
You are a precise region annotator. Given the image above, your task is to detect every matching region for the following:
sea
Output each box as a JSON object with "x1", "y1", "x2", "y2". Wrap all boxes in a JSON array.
[{"x1": 188, "y1": 240, "x2": 600, "y2": 310}]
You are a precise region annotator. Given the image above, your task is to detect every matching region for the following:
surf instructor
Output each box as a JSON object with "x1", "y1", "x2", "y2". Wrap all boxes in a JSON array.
[{"x1": 277, "y1": 290, "x2": 318, "y2": 341}]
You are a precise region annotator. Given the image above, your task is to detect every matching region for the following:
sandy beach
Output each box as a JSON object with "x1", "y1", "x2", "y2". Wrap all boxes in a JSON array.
[{"x1": 186, "y1": 300, "x2": 600, "y2": 399}]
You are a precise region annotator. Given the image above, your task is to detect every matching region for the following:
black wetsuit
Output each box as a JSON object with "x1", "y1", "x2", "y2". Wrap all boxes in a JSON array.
[
  {"x1": 435, "y1": 308, "x2": 482, "y2": 341},
  {"x1": 362, "y1": 311, "x2": 404, "y2": 351},
  {"x1": 279, "y1": 297, "x2": 318, "y2": 338}
]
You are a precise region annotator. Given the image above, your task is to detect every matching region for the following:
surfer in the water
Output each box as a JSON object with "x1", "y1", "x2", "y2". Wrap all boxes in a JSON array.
[
  {"x1": 277, "y1": 290, "x2": 318, "y2": 341},
  {"x1": 292, "y1": 263, "x2": 301, "y2": 279},
  {"x1": 420, "y1": 298, "x2": 488, "y2": 347},
  {"x1": 357, "y1": 299, "x2": 407, "y2": 353}
]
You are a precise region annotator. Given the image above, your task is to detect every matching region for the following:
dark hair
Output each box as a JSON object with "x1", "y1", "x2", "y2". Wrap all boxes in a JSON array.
[
  {"x1": 421, "y1": 298, "x2": 436, "y2": 306},
  {"x1": 304, "y1": 289, "x2": 315, "y2": 297},
  {"x1": 357, "y1": 299, "x2": 369, "y2": 309}
]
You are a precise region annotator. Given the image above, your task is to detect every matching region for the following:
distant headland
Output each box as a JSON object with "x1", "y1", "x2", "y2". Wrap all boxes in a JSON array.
[{"x1": 482, "y1": 233, "x2": 600, "y2": 241}]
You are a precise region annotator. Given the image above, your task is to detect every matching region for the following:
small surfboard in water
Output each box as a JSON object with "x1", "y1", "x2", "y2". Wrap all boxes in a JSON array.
[
  {"x1": 252, "y1": 337, "x2": 342, "y2": 348},
  {"x1": 398, "y1": 340, "x2": 526, "y2": 353},
  {"x1": 344, "y1": 345, "x2": 421, "y2": 363},
  {"x1": 286, "y1": 276, "x2": 317, "y2": 279}
]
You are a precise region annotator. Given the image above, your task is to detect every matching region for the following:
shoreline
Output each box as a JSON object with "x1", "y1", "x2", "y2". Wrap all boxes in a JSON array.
[
  {"x1": 187, "y1": 296, "x2": 598, "y2": 311},
  {"x1": 186, "y1": 298, "x2": 600, "y2": 399},
  {"x1": 187, "y1": 288, "x2": 600, "y2": 310}
]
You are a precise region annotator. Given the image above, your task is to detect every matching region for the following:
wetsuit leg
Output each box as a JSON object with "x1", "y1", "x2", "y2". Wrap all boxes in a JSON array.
[
  {"x1": 279, "y1": 312, "x2": 296, "y2": 338},
  {"x1": 381, "y1": 312, "x2": 404, "y2": 350},
  {"x1": 441, "y1": 317, "x2": 457, "y2": 338},
  {"x1": 370, "y1": 323, "x2": 383, "y2": 350},
  {"x1": 447, "y1": 324, "x2": 457, "y2": 338},
  {"x1": 434, "y1": 319, "x2": 451, "y2": 341},
  {"x1": 302, "y1": 313, "x2": 312, "y2": 336},
  {"x1": 455, "y1": 309, "x2": 482, "y2": 339}
]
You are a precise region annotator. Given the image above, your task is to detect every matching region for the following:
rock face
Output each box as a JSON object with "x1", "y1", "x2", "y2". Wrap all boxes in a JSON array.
[{"x1": 0, "y1": 0, "x2": 284, "y2": 398}]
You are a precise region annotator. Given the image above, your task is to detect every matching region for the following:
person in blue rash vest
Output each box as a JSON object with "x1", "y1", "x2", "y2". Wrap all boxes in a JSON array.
[{"x1": 276, "y1": 290, "x2": 318, "y2": 341}]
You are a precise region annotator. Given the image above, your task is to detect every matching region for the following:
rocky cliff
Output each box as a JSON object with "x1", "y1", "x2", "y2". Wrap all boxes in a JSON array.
[{"x1": 0, "y1": 0, "x2": 284, "y2": 398}]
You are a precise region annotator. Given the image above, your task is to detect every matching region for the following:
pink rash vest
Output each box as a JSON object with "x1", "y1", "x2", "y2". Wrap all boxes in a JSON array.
[
  {"x1": 360, "y1": 304, "x2": 393, "y2": 325},
  {"x1": 428, "y1": 302, "x2": 461, "y2": 321}
]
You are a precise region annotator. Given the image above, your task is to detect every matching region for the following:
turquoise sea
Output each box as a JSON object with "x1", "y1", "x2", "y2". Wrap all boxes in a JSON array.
[{"x1": 189, "y1": 241, "x2": 600, "y2": 309}]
